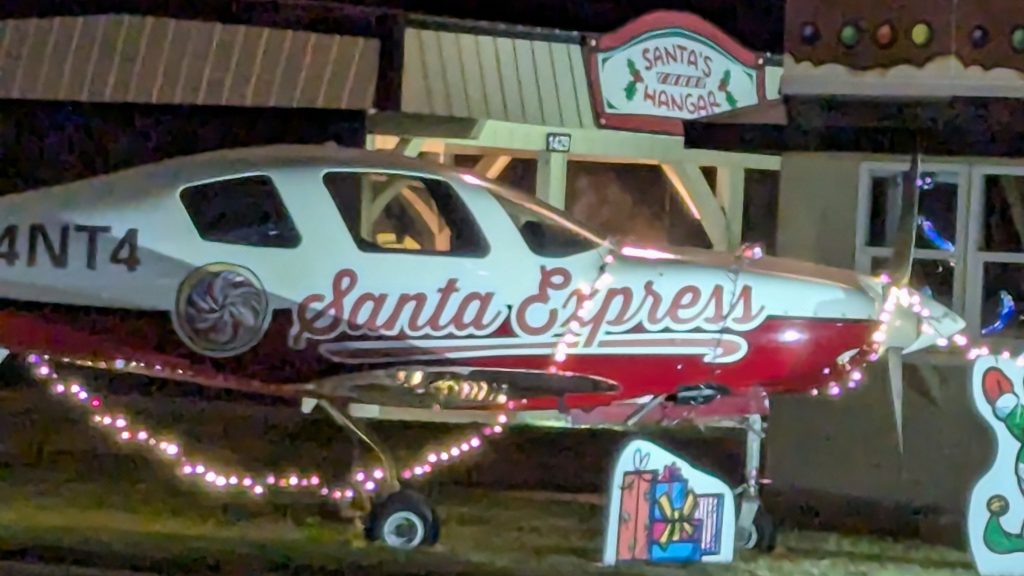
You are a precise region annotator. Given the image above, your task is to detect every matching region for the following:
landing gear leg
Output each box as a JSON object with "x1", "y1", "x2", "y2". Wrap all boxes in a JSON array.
[
  {"x1": 301, "y1": 397, "x2": 441, "y2": 549},
  {"x1": 734, "y1": 414, "x2": 777, "y2": 553}
]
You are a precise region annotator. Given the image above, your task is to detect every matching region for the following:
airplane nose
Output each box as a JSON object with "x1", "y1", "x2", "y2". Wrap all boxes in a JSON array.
[
  {"x1": 855, "y1": 274, "x2": 966, "y2": 354},
  {"x1": 902, "y1": 292, "x2": 966, "y2": 354}
]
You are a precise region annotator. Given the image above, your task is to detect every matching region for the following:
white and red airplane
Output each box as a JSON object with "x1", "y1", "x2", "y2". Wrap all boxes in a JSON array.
[{"x1": 0, "y1": 144, "x2": 964, "y2": 550}]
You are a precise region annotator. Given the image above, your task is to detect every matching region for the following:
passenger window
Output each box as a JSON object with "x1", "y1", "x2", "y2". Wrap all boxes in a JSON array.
[
  {"x1": 323, "y1": 171, "x2": 488, "y2": 256},
  {"x1": 180, "y1": 175, "x2": 301, "y2": 248},
  {"x1": 490, "y1": 193, "x2": 603, "y2": 258}
]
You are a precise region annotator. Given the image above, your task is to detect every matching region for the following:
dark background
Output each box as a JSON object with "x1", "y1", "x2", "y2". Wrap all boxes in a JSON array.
[{"x1": 0, "y1": 0, "x2": 787, "y2": 51}]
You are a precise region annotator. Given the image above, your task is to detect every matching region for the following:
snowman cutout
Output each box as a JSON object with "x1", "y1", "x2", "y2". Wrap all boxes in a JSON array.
[{"x1": 968, "y1": 357, "x2": 1024, "y2": 576}]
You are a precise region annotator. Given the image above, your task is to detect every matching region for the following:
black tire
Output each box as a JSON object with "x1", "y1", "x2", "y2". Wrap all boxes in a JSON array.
[
  {"x1": 751, "y1": 509, "x2": 778, "y2": 553},
  {"x1": 364, "y1": 489, "x2": 437, "y2": 549},
  {"x1": 425, "y1": 505, "x2": 441, "y2": 546}
]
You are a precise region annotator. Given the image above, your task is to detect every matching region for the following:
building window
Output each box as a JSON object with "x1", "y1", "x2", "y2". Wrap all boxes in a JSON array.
[
  {"x1": 179, "y1": 175, "x2": 301, "y2": 248},
  {"x1": 968, "y1": 169, "x2": 1024, "y2": 340},
  {"x1": 855, "y1": 162, "x2": 1024, "y2": 342},
  {"x1": 323, "y1": 171, "x2": 488, "y2": 256},
  {"x1": 855, "y1": 163, "x2": 968, "y2": 313}
]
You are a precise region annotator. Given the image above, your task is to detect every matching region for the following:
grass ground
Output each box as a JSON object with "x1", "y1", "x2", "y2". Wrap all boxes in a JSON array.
[
  {"x1": 0, "y1": 378, "x2": 980, "y2": 576},
  {"x1": 0, "y1": 465, "x2": 977, "y2": 576}
]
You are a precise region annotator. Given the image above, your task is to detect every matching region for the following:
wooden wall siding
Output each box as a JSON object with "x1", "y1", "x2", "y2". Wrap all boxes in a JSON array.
[
  {"x1": 0, "y1": 16, "x2": 379, "y2": 110},
  {"x1": 401, "y1": 27, "x2": 595, "y2": 128}
]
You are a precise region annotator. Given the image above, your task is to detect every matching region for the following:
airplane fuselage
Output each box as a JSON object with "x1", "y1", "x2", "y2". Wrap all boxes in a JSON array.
[{"x1": 0, "y1": 145, "x2": 962, "y2": 417}]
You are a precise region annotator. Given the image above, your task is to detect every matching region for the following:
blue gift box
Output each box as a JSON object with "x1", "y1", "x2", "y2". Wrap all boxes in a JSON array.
[{"x1": 648, "y1": 467, "x2": 704, "y2": 563}]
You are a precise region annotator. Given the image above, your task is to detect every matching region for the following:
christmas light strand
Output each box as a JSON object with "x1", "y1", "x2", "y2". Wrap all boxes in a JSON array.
[
  {"x1": 550, "y1": 253, "x2": 617, "y2": 367},
  {"x1": 27, "y1": 354, "x2": 506, "y2": 502},
  {"x1": 808, "y1": 282, "x2": 999, "y2": 398},
  {"x1": 26, "y1": 257, "x2": 1009, "y2": 503}
]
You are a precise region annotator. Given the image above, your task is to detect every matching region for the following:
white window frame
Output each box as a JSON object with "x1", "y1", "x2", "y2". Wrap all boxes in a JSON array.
[
  {"x1": 965, "y1": 165, "x2": 1024, "y2": 345},
  {"x1": 856, "y1": 161, "x2": 1024, "y2": 347},
  {"x1": 854, "y1": 161, "x2": 971, "y2": 316}
]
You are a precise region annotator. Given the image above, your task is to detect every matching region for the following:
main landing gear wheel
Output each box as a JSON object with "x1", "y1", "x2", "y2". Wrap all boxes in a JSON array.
[
  {"x1": 364, "y1": 489, "x2": 441, "y2": 549},
  {"x1": 739, "y1": 506, "x2": 778, "y2": 553},
  {"x1": 298, "y1": 398, "x2": 441, "y2": 550},
  {"x1": 734, "y1": 414, "x2": 779, "y2": 554}
]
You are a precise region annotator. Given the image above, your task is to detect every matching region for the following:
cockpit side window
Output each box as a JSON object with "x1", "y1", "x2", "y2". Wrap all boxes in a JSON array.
[
  {"x1": 489, "y1": 193, "x2": 603, "y2": 258},
  {"x1": 179, "y1": 175, "x2": 301, "y2": 248},
  {"x1": 323, "y1": 171, "x2": 489, "y2": 257}
]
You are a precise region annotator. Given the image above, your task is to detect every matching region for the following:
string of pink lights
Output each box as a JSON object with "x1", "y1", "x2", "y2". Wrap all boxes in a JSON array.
[
  {"x1": 810, "y1": 284, "x2": 994, "y2": 398},
  {"x1": 25, "y1": 265, "x2": 1007, "y2": 502},
  {"x1": 27, "y1": 353, "x2": 505, "y2": 501},
  {"x1": 25, "y1": 256, "x2": 615, "y2": 502}
]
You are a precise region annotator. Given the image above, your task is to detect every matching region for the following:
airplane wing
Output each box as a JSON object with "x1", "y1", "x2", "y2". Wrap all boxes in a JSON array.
[
  {"x1": 40, "y1": 352, "x2": 619, "y2": 412},
  {"x1": 304, "y1": 365, "x2": 620, "y2": 410}
]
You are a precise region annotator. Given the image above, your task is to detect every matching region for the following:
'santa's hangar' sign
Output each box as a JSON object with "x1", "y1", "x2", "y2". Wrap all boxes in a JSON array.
[{"x1": 586, "y1": 11, "x2": 768, "y2": 135}]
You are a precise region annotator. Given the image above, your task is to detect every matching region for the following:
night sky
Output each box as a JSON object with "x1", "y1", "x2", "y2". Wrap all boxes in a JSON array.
[{"x1": 3, "y1": 0, "x2": 787, "y2": 52}]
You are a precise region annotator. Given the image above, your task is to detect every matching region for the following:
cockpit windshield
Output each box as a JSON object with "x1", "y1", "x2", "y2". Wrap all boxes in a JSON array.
[{"x1": 460, "y1": 172, "x2": 609, "y2": 258}]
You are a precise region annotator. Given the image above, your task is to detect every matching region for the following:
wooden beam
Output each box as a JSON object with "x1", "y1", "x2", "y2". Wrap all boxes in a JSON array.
[
  {"x1": 474, "y1": 155, "x2": 512, "y2": 179},
  {"x1": 392, "y1": 137, "x2": 424, "y2": 157},
  {"x1": 682, "y1": 149, "x2": 780, "y2": 171},
  {"x1": 537, "y1": 151, "x2": 568, "y2": 209},
  {"x1": 366, "y1": 177, "x2": 449, "y2": 250},
  {"x1": 661, "y1": 162, "x2": 729, "y2": 250},
  {"x1": 370, "y1": 117, "x2": 781, "y2": 169},
  {"x1": 715, "y1": 166, "x2": 745, "y2": 250}
]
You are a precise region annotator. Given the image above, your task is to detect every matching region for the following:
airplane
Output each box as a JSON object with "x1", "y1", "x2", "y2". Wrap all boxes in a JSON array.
[{"x1": 0, "y1": 143, "x2": 965, "y2": 552}]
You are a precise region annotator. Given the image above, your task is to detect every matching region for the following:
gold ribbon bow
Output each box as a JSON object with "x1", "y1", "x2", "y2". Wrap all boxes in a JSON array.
[{"x1": 656, "y1": 490, "x2": 697, "y2": 547}]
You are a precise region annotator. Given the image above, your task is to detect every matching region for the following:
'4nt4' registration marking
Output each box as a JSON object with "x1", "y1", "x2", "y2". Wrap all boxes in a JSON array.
[{"x1": 0, "y1": 224, "x2": 140, "y2": 272}]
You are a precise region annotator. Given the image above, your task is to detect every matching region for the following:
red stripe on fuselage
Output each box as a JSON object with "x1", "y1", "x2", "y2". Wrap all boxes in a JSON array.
[
  {"x1": 0, "y1": 301, "x2": 874, "y2": 409},
  {"x1": 462, "y1": 318, "x2": 875, "y2": 409}
]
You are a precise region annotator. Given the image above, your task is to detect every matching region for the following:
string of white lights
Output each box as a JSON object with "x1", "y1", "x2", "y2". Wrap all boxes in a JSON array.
[
  {"x1": 27, "y1": 353, "x2": 505, "y2": 501},
  {"x1": 26, "y1": 263, "x2": 1003, "y2": 503}
]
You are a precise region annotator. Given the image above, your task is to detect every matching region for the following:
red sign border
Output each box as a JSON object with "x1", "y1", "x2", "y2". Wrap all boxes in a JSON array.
[{"x1": 584, "y1": 10, "x2": 768, "y2": 136}]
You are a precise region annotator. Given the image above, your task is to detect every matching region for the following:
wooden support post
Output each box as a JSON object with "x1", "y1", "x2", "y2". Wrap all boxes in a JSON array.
[
  {"x1": 536, "y1": 151, "x2": 568, "y2": 209},
  {"x1": 474, "y1": 155, "x2": 512, "y2": 179},
  {"x1": 716, "y1": 166, "x2": 746, "y2": 250},
  {"x1": 437, "y1": 141, "x2": 454, "y2": 165},
  {"x1": 392, "y1": 137, "x2": 424, "y2": 158},
  {"x1": 661, "y1": 162, "x2": 729, "y2": 251}
]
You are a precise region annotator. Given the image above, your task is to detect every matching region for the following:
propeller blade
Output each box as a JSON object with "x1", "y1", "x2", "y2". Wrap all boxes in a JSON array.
[
  {"x1": 889, "y1": 146, "x2": 922, "y2": 287},
  {"x1": 906, "y1": 364, "x2": 942, "y2": 408},
  {"x1": 887, "y1": 348, "x2": 905, "y2": 454},
  {"x1": 879, "y1": 142, "x2": 919, "y2": 456}
]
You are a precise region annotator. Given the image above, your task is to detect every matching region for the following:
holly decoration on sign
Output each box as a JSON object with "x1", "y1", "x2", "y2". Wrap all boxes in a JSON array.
[
  {"x1": 718, "y1": 70, "x2": 738, "y2": 109},
  {"x1": 624, "y1": 58, "x2": 643, "y2": 101}
]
